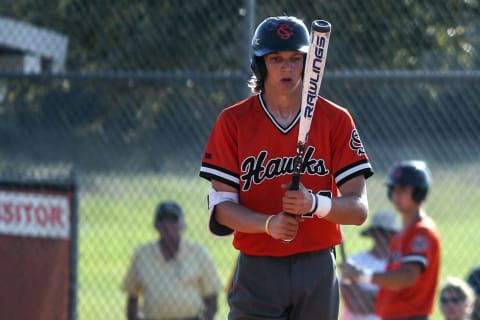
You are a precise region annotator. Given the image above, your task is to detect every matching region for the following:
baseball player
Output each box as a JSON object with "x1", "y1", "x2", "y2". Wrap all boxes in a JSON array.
[
  {"x1": 342, "y1": 160, "x2": 441, "y2": 320},
  {"x1": 199, "y1": 15, "x2": 374, "y2": 320}
]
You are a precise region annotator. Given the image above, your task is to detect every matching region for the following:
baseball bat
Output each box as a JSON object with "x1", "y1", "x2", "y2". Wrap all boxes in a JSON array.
[
  {"x1": 291, "y1": 20, "x2": 331, "y2": 190},
  {"x1": 339, "y1": 242, "x2": 347, "y2": 262},
  {"x1": 283, "y1": 21, "x2": 331, "y2": 243}
]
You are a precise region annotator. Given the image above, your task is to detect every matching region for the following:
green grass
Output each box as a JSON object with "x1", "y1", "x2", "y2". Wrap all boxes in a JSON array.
[
  {"x1": 77, "y1": 173, "x2": 237, "y2": 319},
  {"x1": 76, "y1": 164, "x2": 480, "y2": 320}
]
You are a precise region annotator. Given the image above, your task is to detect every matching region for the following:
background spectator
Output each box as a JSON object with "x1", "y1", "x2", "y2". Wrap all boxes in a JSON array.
[
  {"x1": 439, "y1": 276, "x2": 475, "y2": 320},
  {"x1": 467, "y1": 267, "x2": 480, "y2": 320},
  {"x1": 341, "y1": 210, "x2": 400, "y2": 320},
  {"x1": 121, "y1": 201, "x2": 222, "y2": 320}
]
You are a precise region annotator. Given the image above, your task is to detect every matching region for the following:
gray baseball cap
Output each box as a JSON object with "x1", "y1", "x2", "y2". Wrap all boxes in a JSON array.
[{"x1": 361, "y1": 210, "x2": 400, "y2": 236}]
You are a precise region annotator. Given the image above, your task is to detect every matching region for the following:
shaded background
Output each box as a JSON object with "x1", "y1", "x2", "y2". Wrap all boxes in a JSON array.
[{"x1": 0, "y1": 0, "x2": 479, "y2": 319}]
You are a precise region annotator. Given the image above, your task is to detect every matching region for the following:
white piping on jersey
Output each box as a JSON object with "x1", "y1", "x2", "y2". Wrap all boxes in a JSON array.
[
  {"x1": 258, "y1": 94, "x2": 300, "y2": 134},
  {"x1": 200, "y1": 166, "x2": 240, "y2": 185},
  {"x1": 335, "y1": 162, "x2": 373, "y2": 184},
  {"x1": 402, "y1": 255, "x2": 428, "y2": 267}
]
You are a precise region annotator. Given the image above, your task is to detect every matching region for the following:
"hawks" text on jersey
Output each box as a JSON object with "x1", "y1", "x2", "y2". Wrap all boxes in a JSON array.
[{"x1": 240, "y1": 147, "x2": 329, "y2": 191}]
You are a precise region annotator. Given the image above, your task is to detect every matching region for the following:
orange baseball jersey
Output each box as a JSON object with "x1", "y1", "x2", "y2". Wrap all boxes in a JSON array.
[
  {"x1": 199, "y1": 94, "x2": 373, "y2": 257},
  {"x1": 375, "y1": 215, "x2": 441, "y2": 318}
]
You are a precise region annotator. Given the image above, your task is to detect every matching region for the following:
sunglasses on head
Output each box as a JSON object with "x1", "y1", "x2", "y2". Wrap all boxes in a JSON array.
[{"x1": 440, "y1": 297, "x2": 464, "y2": 305}]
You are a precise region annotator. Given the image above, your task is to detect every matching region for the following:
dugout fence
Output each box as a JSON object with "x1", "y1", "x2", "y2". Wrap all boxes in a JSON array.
[{"x1": 0, "y1": 71, "x2": 478, "y2": 320}]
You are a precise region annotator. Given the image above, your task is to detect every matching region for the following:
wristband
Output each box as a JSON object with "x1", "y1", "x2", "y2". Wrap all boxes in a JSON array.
[
  {"x1": 308, "y1": 192, "x2": 317, "y2": 213},
  {"x1": 358, "y1": 269, "x2": 373, "y2": 283},
  {"x1": 265, "y1": 215, "x2": 275, "y2": 236},
  {"x1": 312, "y1": 194, "x2": 332, "y2": 218}
]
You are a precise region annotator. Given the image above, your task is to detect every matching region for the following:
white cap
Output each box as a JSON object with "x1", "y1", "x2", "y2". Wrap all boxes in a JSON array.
[{"x1": 361, "y1": 210, "x2": 400, "y2": 236}]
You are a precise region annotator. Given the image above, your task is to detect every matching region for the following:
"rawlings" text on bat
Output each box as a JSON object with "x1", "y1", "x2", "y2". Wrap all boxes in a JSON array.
[{"x1": 291, "y1": 20, "x2": 331, "y2": 190}]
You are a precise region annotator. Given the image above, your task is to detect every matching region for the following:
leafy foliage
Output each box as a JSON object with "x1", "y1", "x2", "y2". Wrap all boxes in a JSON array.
[
  {"x1": 0, "y1": 1, "x2": 478, "y2": 170},
  {"x1": 1, "y1": 0, "x2": 478, "y2": 72}
]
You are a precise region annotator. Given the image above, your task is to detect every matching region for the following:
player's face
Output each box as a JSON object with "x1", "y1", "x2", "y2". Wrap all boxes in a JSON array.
[
  {"x1": 263, "y1": 51, "x2": 304, "y2": 94},
  {"x1": 389, "y1": 185, "x2": 417, "y2": 213}
]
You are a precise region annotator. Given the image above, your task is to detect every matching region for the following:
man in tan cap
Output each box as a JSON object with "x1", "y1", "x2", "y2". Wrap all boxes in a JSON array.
[{"x1": 340, "y1": 210, "x2": 400, "y2": 320}]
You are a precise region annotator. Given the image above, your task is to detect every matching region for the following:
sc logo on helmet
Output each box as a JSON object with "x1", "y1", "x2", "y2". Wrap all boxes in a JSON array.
[{"x1": 276, "y1": 24, "x2": 294, "y2": 39}]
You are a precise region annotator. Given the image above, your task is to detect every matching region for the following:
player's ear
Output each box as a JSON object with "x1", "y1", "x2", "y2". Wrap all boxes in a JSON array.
[{"x1": 412, "y1": 187, "x2": 427, "y2": 203}]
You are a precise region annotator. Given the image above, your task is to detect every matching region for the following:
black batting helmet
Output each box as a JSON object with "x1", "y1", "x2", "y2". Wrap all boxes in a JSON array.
[
  {"x1": 387, "y1": 160, "x2": 431, "y2": 203},
  {"x1": 252, "y1": 16, "x2": 310, "y2": 57},
  {"x1": 249, "y1": 16, "x2": 310, "y2": 91}
]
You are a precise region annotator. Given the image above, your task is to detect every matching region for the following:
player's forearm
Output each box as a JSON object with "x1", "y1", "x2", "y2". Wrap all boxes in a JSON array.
[
  {"x1": 323, "y1": 175, "x2": 368, "y2": 225},
  {"x1": 372, "y1": 267, "x2": 419, "y2": 290},
  {"x1": 324, "y1": 193, "x2": 368, "y2": 225},
  {"x1": 215, "y1": 201, "x2": 267, "y2": 233}
]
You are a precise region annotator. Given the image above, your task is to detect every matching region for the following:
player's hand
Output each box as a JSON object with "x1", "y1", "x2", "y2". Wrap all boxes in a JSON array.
[
  {"x1": 281, "y1": 183, "x2": 313, "y2": 216},
  {"x1": 267, "y1": 212, "x2": 300, "y2": 241}
]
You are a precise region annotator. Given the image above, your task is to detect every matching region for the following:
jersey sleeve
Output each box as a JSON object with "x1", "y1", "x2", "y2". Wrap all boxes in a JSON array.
[
  {"x1": 401, "y1": 228, "x2": 436, "y2": 270},
  {"x1": 330, "y1": 106, "x2": 373, "y2": 186},
  {"x1": 199, "y1": 109, "x2": 240, "y2": 189}
]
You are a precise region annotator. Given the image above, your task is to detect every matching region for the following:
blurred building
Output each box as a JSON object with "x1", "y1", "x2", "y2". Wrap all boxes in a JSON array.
[{"x1": 0, "y1": 16, "x2": 68, "y2": 100}]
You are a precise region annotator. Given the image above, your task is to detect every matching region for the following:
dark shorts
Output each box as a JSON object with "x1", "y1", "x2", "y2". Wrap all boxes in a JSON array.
[{"x1": 228, "y1": 248, "x2": 339, "y2": 320}]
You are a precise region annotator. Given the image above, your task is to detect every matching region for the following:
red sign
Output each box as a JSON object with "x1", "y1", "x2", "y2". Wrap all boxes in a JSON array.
[{"x1": 0, "y1": 191, "x2": 70, "y2": 239}]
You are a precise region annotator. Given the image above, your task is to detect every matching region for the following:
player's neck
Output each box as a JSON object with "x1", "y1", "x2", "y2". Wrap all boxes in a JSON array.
[
  {"x1": 262, "y1": 89, "x2": 301, "y2": 111},
  {"x1": 401, "y1": 207, "x2": 424, "y2": 229},
  {"x1": 261, "y1": 91, "x2": 301, "y2": 126}
]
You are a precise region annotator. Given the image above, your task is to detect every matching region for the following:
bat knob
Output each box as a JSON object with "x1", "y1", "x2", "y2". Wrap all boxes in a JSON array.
[{"x1": 312, "y1": 20, "x2": 331, "y2": 33}]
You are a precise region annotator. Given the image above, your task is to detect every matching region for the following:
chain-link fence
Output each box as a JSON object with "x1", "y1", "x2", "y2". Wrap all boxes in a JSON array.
[{"x1": 1, "y1": 1, "x2": 479, "y2": 319}]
